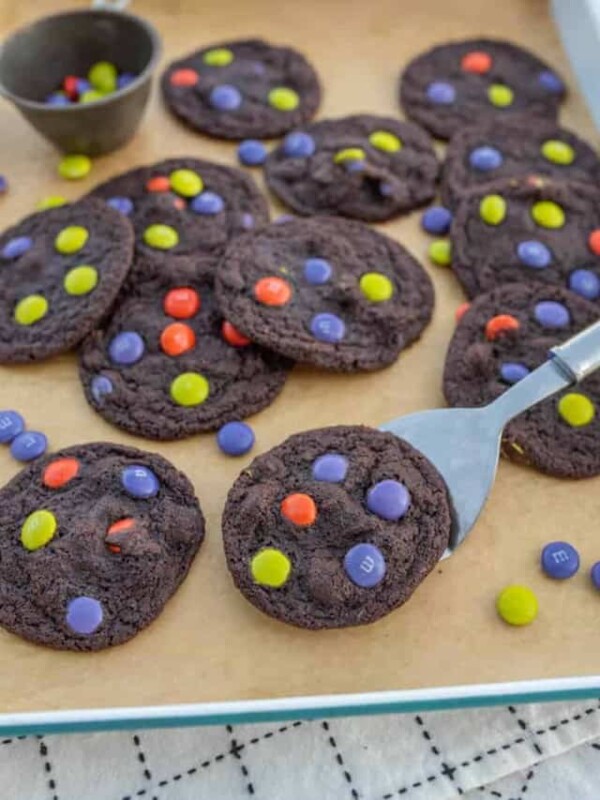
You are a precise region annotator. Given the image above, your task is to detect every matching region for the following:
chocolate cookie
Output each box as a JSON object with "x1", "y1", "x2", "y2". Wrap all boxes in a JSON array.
[
  {"x1": 222, "y1": 425, "x2": 451, "y2": 628},
  {"x1": 0, "y1": 442, "x2": 205, "y2": 650},
  {"x1": 161, "y1": 39, "x2": 321, "y2": 139},
  {"x1": 79, "y1": 255, "x2": 291, "y2": 440},
  {"x1": 264, "y1": 115, "x2": 439, "y2": 221},
  {"x1": 444, "y1": 283, "x2": 600, "y2": 478},
  {"x1": 400, "y1": 39, "x2": 565, "y2": 141},
  {"x1": 441, "y1": 118, "x2": 600, "y2": 208},
  {"x1": 450, "y1": 178, "x2": 600, "y2": 301},
  {"x1": 215, "y1": 217, "x2": 434, "y2": 371},
  {"x1": 88, "y1": 158, "x2": 269, "y2": 270},
  {"x1": 0, "y1": 199, "x2": 133, "y2": 363}
]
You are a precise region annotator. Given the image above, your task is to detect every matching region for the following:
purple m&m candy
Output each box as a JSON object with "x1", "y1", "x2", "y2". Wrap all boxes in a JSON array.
[
  {"x1": 10, "y1": 431, "x2": 47, "y2": 462},
  {"x1": 108, "y1": 331, "x2": 145, "y2": 366},
  {"x1": 107, "y1": 196, "x2": 134, "y2": 216},
  {"x1": 304, "y1": 258, "x2": 332, "y2": 285},
  {"x1": 282, "y1": 131, "x2": 316, "y2": 158},
  {"x1": 241, "y1": 213, "x2": 255, "y2": 229},
  {"x1": 421, "y1": 206, "x2": 453, "y2": 235},
  {"x1": 500, "y1": 362, "x2": 530, "y2": 384},
  {"x1": 344, "y1": 543, "x2": 386, "y2": 588},
  {"x1": 312, "y1": 453, "x2": 348, "y2": 483},
  {"x1": 191, "y1": 191, "x2": 225, "y2": 215},
  {"x1": 238, "y1": 140, "x2": 268, "y2": 166},
  {"x1": 426, "y1": 81, "x2": 456, "y2": 105},
  {"x1": 121, "y1": 464, "x2": 159, "y2": 499},
  {"x1": 310, "y1": 313, "x2": 345, "y2": 343},
  {"x1": 46, "y1": 92, "x2": 71, "y2": 106},
  {"x1": 591, "y1": 561, "x2": 600, "y2": 590},
  {"x1": 541, "y1": 541, "x2": 580, "y2": 580},
  {"x1": 2, "y1": 236, "x2": 32, "y2": 260},
  {"x1": 210, "y1": 84, "x2": 242, "y2": 111},
  {"x1": 534, "y1": 300, "x2": 570, "y2": 329},
  {"x1": 0, "y1": 175, "x2": 8, "y2": 195},
  {"x1": 75, "y1": 78, "x2": 91, "y2": 95},
  {"x1": 469, "y1": 146, "x2": 503, "y2": 172},
  {"x1": 117, "y1": 72, "x2": 136, "y2": 90},
  {"x1": 217, "y1": 421, "x2": 255, "y2": 456},
  {"x1": 569, "y1": 269, "x2": 600, "y2": 301},
  {"x1": 66, "y1": 596, "x2": 103, "y2": 635},
  {"x1": 367, "y1": 479, "x2": 410, "y2": 520},
  {"x1": 91, "y1": 374, "x2": 113, "y2": 403},
  {"x1": 538, "y1": 70, "x2": 564, "y2": 94},
  {"x1": 517, "y1": 240, "x2": 551, "y2": 269},
  {"x1": 0, "y1": 410, "x2": 25, "y2": 444}
]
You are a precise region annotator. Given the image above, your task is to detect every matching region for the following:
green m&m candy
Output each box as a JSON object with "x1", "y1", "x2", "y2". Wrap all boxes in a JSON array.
[
  {"x1": 203, "y1": 48, "x2": 234, "y2": 67},
  {"x1": 143, "y1": 224, "x2": 179, "y2": 250},
  {"x1": 55, "y1": 225, "x2": 89, "y2": 254},
  {"x1": 268, "y1": 87, "x2": 300, "y2": 111},
  {"x1": 170, "y1": 372, "x2": 210, "y2": 406},
  {"x1": 64, "y1": 265, "x2": 98, "y2": 296},
  {"x1": 479, "y1": 194, "x2": 507, "y2": 226},
  {"x1": 88, "y1": 61, "x2": 118, "y2": 94}
]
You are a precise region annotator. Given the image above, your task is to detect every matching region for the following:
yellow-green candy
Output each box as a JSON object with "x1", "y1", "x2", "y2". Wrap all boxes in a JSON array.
[
  {"x1": 251, "y1": 548, "x2": 291, "y2": 588},
  {"x1": 170, "y1": 372, "x2": 209, "y2": 406},
  {"x1": 58, "y1": 154, "x2": 91, "y2": 181},
  {"x1": 496, "y1": 585, "x2": 538, "y2": 626},
  {"x1": 14, "y1": 294, "x2": 48, "y2": 326},
  {"x1": 531, "y1": 200, "x2": 565, "y2": 229},
  {"x1": 203, "y1": 48, "x2": 234, "y2": 67},
  {"x1": 88, "y1": 61, "x2": 117, "y2": 94},
  {"x1": 558, "y1": 392, "x2": 595, "y2": 427},
  {"x1": 64, "y1": 265, "x2": 98, "y2": 296},
  {"x1": 369, "y1": 130, "x2": 402, "y2": 153},
  {"x1": 55, "y1": 225, "x2": 89, "y2": 254},
  {"x1": 541, "y1": 139, "x2": 575, "y2": 165},
  {"x1": 143, "y1": 224, "x2": 179, "y2": 250},
  {"x1": 268, "y1": 87, "x2": 300, "y2": 111},
  {"x1": 359, "y1": 272, "x2": 394, "y2": 302},
  {"x1": 169, "y1": 169, "x2": 203, "y2": 198},
  {"x1": 80, "y1": 89, "x2": 105, "y2": 104},
  {"x1": 429, "y1": 239, "x2": 452, "y2": 266},
  {"x1": 488, "y1": 84, "x2": 514, "y2": 107},
  {"x1": 20, "y1": 509, "x2": 57, "y2": 551},
  {"x1": 334, "y1": 147, "x2": 366, "y2": 164},
  {"x1": 36, "y1": 195, "x2": 67, "y2": 211},
  {"x1": 479, "y1": 194, "x2": 507, "y2": 225}
]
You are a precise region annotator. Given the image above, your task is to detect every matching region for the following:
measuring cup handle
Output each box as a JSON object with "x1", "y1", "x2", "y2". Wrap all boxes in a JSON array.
[
  {"x1": 550, "y1": 319, "x2": 600, "y2": 381},
  {"x1": 91, "y1": 0, "x2": 130, "y2": 10}
]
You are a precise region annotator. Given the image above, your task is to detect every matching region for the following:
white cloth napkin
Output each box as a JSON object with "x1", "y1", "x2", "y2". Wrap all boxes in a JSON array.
[{"x1": 3, "y1": 699, "x2": 600, "y2": 799}]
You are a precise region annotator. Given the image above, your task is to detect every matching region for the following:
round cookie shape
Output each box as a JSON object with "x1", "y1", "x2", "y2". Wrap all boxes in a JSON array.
[
  {"x1": 441, "y1": 118, "x2": 600, "y2": 208},
  {"x1": 87, "y1": 158, "x2": 269, "y2": 272},
  {"x1": 400, "y1": 39, "x2": 565, "y2": 141},
  {"x1": 161, "y1": 39, "x2": 321, "y2": 139},
  {"x1": 222, "y1": 425, "x2": 451, "y2": 628},
  {"x1": 79, "y1": 256, "x2": 291, "y2": 440},
  {"x1": 0, "y1": 442, "x2": 205, "y2": 650},
  {"x1": 0, "y1": 200, "x2": 133, "y2": 363},
  {"x1": 443, "y1": 283, "x2": 600, "y2": 478},
  {"x1": 450, "y1": 178, "x2": 600, "y2": 301},
  {"x1": 264, "y1": 115, "x2": 439, "y2": 222},
  {"x1": 215, "y1": 217, "x2": 434, "y2": 371}
]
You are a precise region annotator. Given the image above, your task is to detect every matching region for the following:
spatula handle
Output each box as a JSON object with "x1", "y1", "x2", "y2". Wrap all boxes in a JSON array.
[{"x1": 550, "y1": 320, "x2": 600, "y2": 381}]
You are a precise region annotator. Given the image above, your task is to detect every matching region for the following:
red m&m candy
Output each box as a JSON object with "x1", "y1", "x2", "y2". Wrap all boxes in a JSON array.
[
  {"x1": 222, "y1": 320, "x2": 250, "y2": 347},
  {"x1": 281, "y1": 493, "x2": 317, "y2": 526},
  {"x1": 588, "y1": 229, "x2": 600, "y2": 255},
  {"x1": 163, "y1": 287, "x2": 201, "y2": 319},
  {"x1": 106, "y1": 517, "x2": 135, "y2": 554},
  {"x1": 461, "y1": 51, "x2": 492, "y2": 73},
  {"x1": 254, "y1": 276, "x2": 292, "y2": 307},
  {"x1": 170, "y1": 69, "x2": 199, "y2": 87},
  {"x1": 455, "y1": 302, "x2": 471, "y2": 322},
  {"x1": 43, "y1": 457, "x2": 80, "y2": 489},
  {"x1": 146, "y1": 176, "x2": 170, "y2": 193},
  {"x1": 485, "y1": 314, "x2": 520, "y2": 341},
  {"x1": 160, "y1": 322, "x2": 196, "y2": 356}
]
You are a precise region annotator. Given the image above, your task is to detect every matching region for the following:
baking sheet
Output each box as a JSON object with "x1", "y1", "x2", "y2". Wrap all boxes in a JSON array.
[{"x1": 0, "y1": 0, "x2": 599, "y2": 724}]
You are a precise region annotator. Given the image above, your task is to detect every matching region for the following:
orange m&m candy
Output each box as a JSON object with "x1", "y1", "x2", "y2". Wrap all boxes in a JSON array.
[
  {"x1": 588, "y1": 229, "x2": 600, "y2": 255},
  {"x1": 455, "y1": 302, "x2": 471, "y2": 322},
  {"x1": 146, "y1": 175, "x2": 170, "y2": 193},
  {"x1": 160, "y1": 323, "x2": 196, "y2": 356},
  {"x1": 281, "y1": 493, "x2": 317, "y2": 526},
  {"x1": 170, "y1": 69, "x2": 199, "y2": 87},
  {"x1": 222, "y1": 320, "x2": 250, "y2": 347},
  {"x1": 42, "y1": 458, "x2": 80, "y2": 489},
  {"x1": 461, "y1": 51, "x2": 492, "y2": 73},
  {"x1": 107, "y1": 517, "x2": 135, "y2": 554},
  {"x1": 163, "y1": 287, "x2": 201, "y2": 319},
  {"x1": 254, "y1": 276, "x2": 292, "y2": 307},
  {"x1": 485, "y1": 314, "x2": 520, "y2": 341}
]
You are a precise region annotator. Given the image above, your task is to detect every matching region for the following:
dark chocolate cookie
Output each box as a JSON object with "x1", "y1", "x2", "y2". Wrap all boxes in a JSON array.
[
  {"x1": 79, "y1": 255, "x2": 291, "y2": 440},
  {"x1": 87, "y1": 158, "x2": 269, "y2": 270},
  {"x1": 161, "y1": 39, "x2": 321, "y2": 139},
  {"x1": 450, "y1": 178, "x2": 600, "y2": 301},
  {"x1": 264, "y1": 115, "x2": 439, "y2": 221},
  {"x1": 222, "y1": 425, "x2": 451, "y2": 628},
  {"x1": 441, "y1": 117, "x2": 600, "y2": 208},
  {"x1": 215, "y1": 217, "x2": 434, "y2": 371},
  {"x1": 0, "y1": 442, "x2": 205, "y2": 650},
  {"x1": 444, "y1": 282, "x2": 600, "y2": 478},
  {"x1": 400, "y1": 39, "x2": 565, "y2": 141},
  {"x1": 0, "y1": 199, "x2": 133, "y2": 363}
]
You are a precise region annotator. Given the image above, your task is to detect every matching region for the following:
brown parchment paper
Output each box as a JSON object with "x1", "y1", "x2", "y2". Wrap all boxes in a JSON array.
[{"x1": 0, "y1": 0, "x2": 599, "y2": 717}]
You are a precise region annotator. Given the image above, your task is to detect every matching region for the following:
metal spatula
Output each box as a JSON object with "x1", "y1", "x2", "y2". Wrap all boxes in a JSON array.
[{"x1": 380, "y1": 321, "x2": 600, "y2": 558}]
